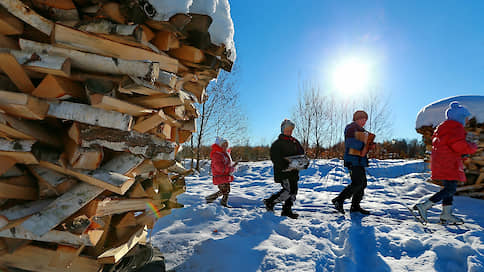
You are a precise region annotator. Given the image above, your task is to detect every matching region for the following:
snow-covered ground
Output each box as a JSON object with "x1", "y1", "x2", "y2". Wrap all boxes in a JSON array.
[{"x1": 151, "y1": 159, "x2": 484, "y2": 272}]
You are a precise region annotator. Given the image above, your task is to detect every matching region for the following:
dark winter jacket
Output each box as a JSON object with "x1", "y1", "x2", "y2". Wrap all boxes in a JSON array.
[
  {"x1": 343, "y1": 122, "x2": 369, "y2": 168},
  {"x1": 270, "y1": 134, "x2": 304, "y2": 183},
  {"x1": 431, "y1": 120, "x2": 478, "y2": 182}
]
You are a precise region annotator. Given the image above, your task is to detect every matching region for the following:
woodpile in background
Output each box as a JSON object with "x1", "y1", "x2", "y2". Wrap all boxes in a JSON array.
[
  {"x1": 417, "y1": 117, "x2": 484, "y2": 200},
  {"x1": 0, "y1": 0, "x2": 233, "y2": 270}
]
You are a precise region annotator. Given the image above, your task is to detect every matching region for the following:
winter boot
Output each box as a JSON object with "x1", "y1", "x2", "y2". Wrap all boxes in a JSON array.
[
  {"x1": 220, "y1": 195, "x2": 231, "y2": 208},
  {"x1": 350, "y1": 205, "x2": 370, "y2": 215},
  {"x1": 332, "y1": 197, "x2": 345, "y2": 214},
  {"x1": 205, "y1": 192, "x2": 221, "y2": 204},
  {"x1": 281, "y1": 202, "x2": 299, "y2": 219},
  {"x1": 263, "y1": 198, "x2": 276, "y2": 212},
  {"x1": 413, "y1": 200, "x2": 434, "y2": 223},
  {"x1": 440, "y1": 205, "x2": 464, "y2": 225}
]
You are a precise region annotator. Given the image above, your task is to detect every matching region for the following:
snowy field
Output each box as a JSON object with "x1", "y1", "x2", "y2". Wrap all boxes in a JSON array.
[{"x1": 151, "y1": 159, "x2": 484, "y2": 272}]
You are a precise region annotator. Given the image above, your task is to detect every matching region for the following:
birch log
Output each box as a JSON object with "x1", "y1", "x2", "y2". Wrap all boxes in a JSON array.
[
  {"x1": 20, "y1": 182, "x2": 104, "y2": 236},
  {"x1": 47, "y1": 101, "x2": 133, "y2": 131},
  {"x1": 0, "y1": 0, "x2": 54, "y2": 35},
  {"x1": 19, "y1": 39, "x2": 160, "y2": 81}
]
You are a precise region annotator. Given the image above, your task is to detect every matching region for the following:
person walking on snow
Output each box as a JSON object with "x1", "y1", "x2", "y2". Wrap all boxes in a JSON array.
[
  {"x1": 414, "y1": 102, "x2": 477, "y2": 224},
  {"x1": 264, "y1": 119, "x2": 305, "y2": 219},
  {"x1": 332, "y1": 110, "x2": 374, "y2": 215},
  {"x1": 205, "y1": 137, "x2": 237, "y2": 207}
]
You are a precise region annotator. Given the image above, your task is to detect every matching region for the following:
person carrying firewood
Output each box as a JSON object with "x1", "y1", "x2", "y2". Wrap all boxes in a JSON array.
[
  {"x1": 264, "y1": 119, "x2": 306, "y2": 219},
  {"x1": 332, "y1": 110, "x2": 375, "y2": 215},
  {"x1": 205, "y1": 137, "x2": 238, "y2": 207},
  {"x1": 414, "y1": 102, "x2": 478, "y2": 224}
]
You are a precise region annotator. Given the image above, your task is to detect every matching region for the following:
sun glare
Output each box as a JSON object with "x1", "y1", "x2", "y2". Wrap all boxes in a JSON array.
[{"x1": 331, "y1": 58, "x2": 371, "y2": 96}]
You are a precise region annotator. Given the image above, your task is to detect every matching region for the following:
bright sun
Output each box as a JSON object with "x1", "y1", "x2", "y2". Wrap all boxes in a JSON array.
[{"x1": 331, "y1": 58, "x2": 371, "y2": 96}]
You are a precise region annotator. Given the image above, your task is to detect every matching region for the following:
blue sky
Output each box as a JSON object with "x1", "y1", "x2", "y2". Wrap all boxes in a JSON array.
[{"x1": 229, "y1": 1, "x2": 484, "y2": 145}]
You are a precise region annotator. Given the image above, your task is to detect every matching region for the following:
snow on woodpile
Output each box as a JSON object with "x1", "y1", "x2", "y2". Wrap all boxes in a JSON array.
[
  {"x1": 416, "y1": 95, "x2": 484, "y2": 129},
  {"x1": 149, "y1": 0, "x2": 236, "y2": 62}
]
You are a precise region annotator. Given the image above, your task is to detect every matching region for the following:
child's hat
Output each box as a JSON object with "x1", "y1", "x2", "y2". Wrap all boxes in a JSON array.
[{"x1": 445, "y1": 102, "x2": 470, "y2": 125}]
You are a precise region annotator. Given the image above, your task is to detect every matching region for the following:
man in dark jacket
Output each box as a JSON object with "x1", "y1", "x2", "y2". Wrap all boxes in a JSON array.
[
  {"x1": 264, "y1": 119, "x2": 305, "y2": 219},
  {"x1": 332, "y1": 110, "x2": 373, "y2": 215}
]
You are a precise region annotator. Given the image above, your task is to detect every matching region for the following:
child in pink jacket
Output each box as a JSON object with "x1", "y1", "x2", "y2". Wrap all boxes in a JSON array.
[{"x1": 205, "y1": 137, "x2": 237, "y2": 207}]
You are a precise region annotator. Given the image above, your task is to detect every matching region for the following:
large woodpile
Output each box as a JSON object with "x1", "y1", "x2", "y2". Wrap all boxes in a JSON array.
[
  {"x1": 0, "y1": 0, "x2": 233, "y2": 270},
  {"x1": 417, "y1": 117, "x2": 484, "y2": 200}
]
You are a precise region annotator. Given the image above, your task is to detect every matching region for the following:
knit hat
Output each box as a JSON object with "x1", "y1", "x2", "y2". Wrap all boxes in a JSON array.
[
  {"x1": 281, "y1": 119, "x2": 295, "y2": 133},
  {"x1": 353, "y1": 110, "x2": 368, "y2": 121},
  {"x1": 445, "y1": 102, "x2": 470, "y2": 125},
  {"x1": 215, "y1": 136, "x2": 228, "y2": 146}
]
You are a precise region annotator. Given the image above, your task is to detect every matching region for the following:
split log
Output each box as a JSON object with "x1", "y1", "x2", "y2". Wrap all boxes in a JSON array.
[
  {"x1": 118, "y1": 75, "x2": 171, "y2": 95},
  {"x1": 157, "y1": 70, "x2": 178, "y2": 88},
  {"x1": 168, "y1": 161, "x2": 190, "y2": 175},
  {"x1": 97, "y1": 226, "x2": 145, "y2": 264},
  {"x1": 164, "y1": 105, "x2": 187, "y2": 121},
  {"x1": 3, "y1": 48, "x2": 71, "y2": 77},
  {"x1": 64, "y1": 139, "x2": 103, "y2": 170},
  {"x1": 127, "y1": 182, "x2": 149, "y2": 198},
  {"x1": 133, "y1": 110, "x2": 179, "y2": 133},
  {"x1": 139, "y1": 25, "x2": 155, "y2": 43},
  {"x1": 127, "y1": 93, "x2": 184, "y2": 109},
  {"x1": 97, "y1": 2, "x2": 125, "y2": 24},
  {"x1": 89, "y1": 93, "x2": 154, "y2": 117},
  {"x1": 182, "y1": 80, "x2": 205, "y2": 102},
  {"x1": 0, "y1": 90, "x2": 49, "y2": 120},
  {"x1": 28, "y1": 165, "x2": 77, "y2": 197},
  {"x1": 101, "y1": 152, "x2": 144, "y2": 175},
  {"x1": 48, "y1": 245, "x2": 84, "y2": 271},
  {"x1": 0, "y1": 52, "x2": 35, "y2": 93},
  {"x1": 0, "y1": 227, "x2": 103, "y2": 247},
  {"x1": 0, "y1": 199, "x2": 52, "y2": 230},
  {"x1": 0, "y1": 164, "x2": 22, "y2": 178},
  {"x1": 0, "y1": 138, "x2": 38, "y2": 164},
  {"x1": 169, "y1": 45, "x2": 205, "y2": 63},
  {"x1": 0, "y1": 155, "x2": 16, "y2": 176},
  {"x1": 20, "y1": 182, "x2": 104, "y2": 236},
  {"x1": 0, "y1": 0, "x2": 54, "y2": 35},
  {"x1": 172, "y1": 128, "x2": 192, "y2": 144},
  {"x1": 151, "y1": 123, "x2": 172, "y2": 140},
  {"x1": 112, "y1": 212, "x2": 137, "y2": 228},
  {"x1": 0, "y1": 245, "x2": 101, "y2": 272},
  {"x1": 20, "y1": 39, "x2": 161, "y2": 81},
  {"x1": 32, "y1": 74, "x2": 84, "y2": 99},
  {"x1": 47, "y1": 100, "x2": 133, "y2": 131},
  {"x1": 126, "y1": 159, "x2": 156, "y2": 179},
  {"x1": 0, "y1": 175, "x2": 37, "y2": 200},
  {"x1": 30, "y1": 0, "x2": 79, "y2": 21},
  {"x1": 152, "y1": 30, "x2": 180, "y2": 51},
  {"x1": 0, "y1": 113, "x2": 61, "y2": 147},
  {"x1": 0, "y1": 34, "x2": 19, "y2": 50},
  {"x1": 53, "y1": 24, "x2": 178, "y2": 73},
  {"x1": 181, "y1": 118, "x2": 196, "y2": 132},
  {"x1": 68, "y1": 123, "x2": 176, "y2": 161},
  {"x1": 38, "y1": 159, "x2": 134, "y2": 195},
  {"x1": 0, "y1": 7, "x2": 23, "y2": 35},
  {"x1": 77, "y1": 20, "x2": 138, "y2": 36},
  {"x1": 95, "y1": 198, "x2": 164, "y2": 216}
]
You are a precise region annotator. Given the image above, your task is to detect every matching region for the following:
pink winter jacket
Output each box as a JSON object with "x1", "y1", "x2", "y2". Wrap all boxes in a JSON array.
[{"x1": 210, "y1": 144, "x2": 235, "y2": 185}]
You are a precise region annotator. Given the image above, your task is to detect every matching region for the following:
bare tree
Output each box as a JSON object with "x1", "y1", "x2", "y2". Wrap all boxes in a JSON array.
[
  {"x1": 191, "y1": 67, "x2": 247, "y2": 170},
  {"x1": 359, "y1": 88, "x2": 393, "y2": 139}
]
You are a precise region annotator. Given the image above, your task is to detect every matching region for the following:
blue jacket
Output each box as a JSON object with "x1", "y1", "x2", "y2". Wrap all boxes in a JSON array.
[{"x1": 343, "y1": 122, "x2": 369, "y2": 167}]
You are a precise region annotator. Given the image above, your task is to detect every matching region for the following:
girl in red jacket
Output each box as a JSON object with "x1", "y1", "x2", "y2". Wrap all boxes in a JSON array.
[
  {"x1": 205, "y1": 137, "x2": 237, "y2": 207},
  {"x1": 414, "y1": 102, "x2": 478, "y2": 224}
]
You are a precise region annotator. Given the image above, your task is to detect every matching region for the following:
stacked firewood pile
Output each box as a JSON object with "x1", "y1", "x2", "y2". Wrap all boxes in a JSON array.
[
  {"x1": 0, "y1": 0, "x2": 233, "y2": 270},
  {"x1": 417, "y1": 117, "x2": 484, "y2": 200}
]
